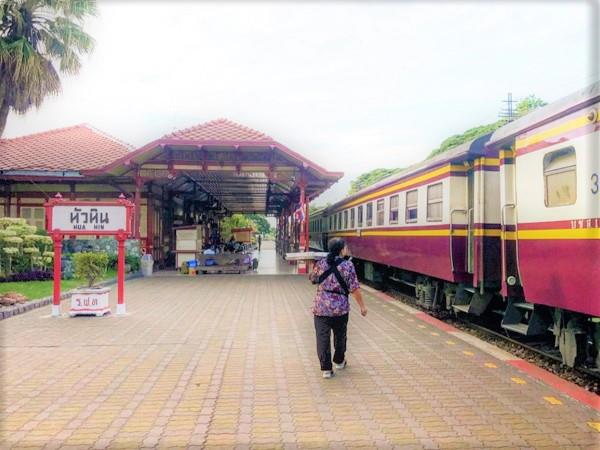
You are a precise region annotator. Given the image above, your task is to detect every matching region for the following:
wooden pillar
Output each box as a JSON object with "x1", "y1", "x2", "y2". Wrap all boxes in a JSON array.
[
  {"x1": 304, "y1": 195, "x2": 310, "y2": 251},
  {"x1": 146, "y1": 183, "x2": 154, "y2": 255},
  {"x1": 134, "y1": 174, "x2": 142, "y2": 240},
  {"x1": 116, "y1": 235, "x2": 126, "y2": 315},
  {"x1": 69, "y1": 183, "x2": 76, "y2": 200},
  {"x1": 52, "y1": 234, "x2": 62, "y2": 317},
  {"x1": 4, "y1": 183, "x2": 10, "y2": 217},
  {"x1": 298, "y1": 179, "x2": 307, "y2": 251}
]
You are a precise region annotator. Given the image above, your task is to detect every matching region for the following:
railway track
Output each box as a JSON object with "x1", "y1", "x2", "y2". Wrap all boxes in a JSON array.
[{"x1": 368, "y1": 278, "x2": 600, "y2": 394}]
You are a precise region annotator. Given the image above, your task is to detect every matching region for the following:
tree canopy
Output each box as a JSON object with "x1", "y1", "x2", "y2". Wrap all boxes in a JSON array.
[
  {"x1": 245, "y1": 214, "x2": 271, "y2": 235},
  {"x1": 220, "y1": 214, "x2": 256, "y2": 241},
  {"x1": 348, "y1": 94, "x2": 547, "y2": 192},
  {"x1": 426, "y1": 95, "x2": 547, "y2": 159},
  {"x1": 0, "y1": 0, "x2": 96, "y2": 136},
  {"x1": 348, "y1": 168, "x2": 404, "y2": 195},
  {"x1": 516, "y1": 95, "x2": 547, "y2": 117},
  {"x1": 426, "y1": 121, "x2": 505, "y2": 159},
  {"x1": 220, "y1": 214, "x2": 271, "y2": 240}
]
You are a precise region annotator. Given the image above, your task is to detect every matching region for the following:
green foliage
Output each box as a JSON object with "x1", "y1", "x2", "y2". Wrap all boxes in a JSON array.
[
  {"x1": 516, "y1": 95, "x2": 547, "y2": 117},
  {"x1": 221, "y1": 214, "x2": 272, "y2": 240},
  {"x1": 348, "y1": 168, "x2": 404, "y2": 195},
  {"x1": 220, "y1": 214, "x2": 256, "y2": 242},
  {"x1": 0, "y1": 218, "x2": 52, "y2": 275},
  {"x1": 0, "y1": 0, "x2": 96, "y2": 136},
  {"x1": 427, "y1": 121, "x2": 505, "y2": 159},
  {"x1": 245, "y1": 214, "x2": 271, "y2": 236},
  {"x1": 125, "y1": 255, "x2": 140, "y2": 272},
  {"x1": 0, "y1": 268, "x2": 117, "y2": 302},
  {"x1": 426, "y1": 94, "x2": 547, "y2": 160},
  {"x1": 73, "y1": 252, "x2": 108, "y2": 288}
]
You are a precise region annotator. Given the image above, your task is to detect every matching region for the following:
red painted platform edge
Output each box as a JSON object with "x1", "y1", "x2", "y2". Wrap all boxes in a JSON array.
[{"x1": 507, "y1": 359, "x2": 600, "y2": 412}]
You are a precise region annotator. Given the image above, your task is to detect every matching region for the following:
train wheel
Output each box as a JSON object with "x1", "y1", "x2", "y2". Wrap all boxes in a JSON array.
[{"x1": 558, "y1": 319, "x2": 585, "y2": 367}]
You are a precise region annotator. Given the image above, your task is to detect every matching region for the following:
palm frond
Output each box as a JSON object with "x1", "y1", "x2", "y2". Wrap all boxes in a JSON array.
[{"x1": 0, "y1": 0, "x2": 95, "y2": 123}]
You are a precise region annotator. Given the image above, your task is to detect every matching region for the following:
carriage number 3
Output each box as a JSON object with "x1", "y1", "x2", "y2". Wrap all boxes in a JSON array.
[{"x1": 593, "y1": 173, "x2": 599, "y2": 194}]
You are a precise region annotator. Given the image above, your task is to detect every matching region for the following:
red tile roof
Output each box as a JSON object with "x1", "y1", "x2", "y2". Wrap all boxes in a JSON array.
[
  {"x1": 0, "y1": 124, "x2": 133, "y2": 172},
  {"x1": 162, "y1": 118, "x2": 273, "y2": 142}
]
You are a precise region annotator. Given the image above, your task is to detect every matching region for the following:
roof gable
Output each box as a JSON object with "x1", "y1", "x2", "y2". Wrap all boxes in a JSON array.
[
  {"x1": 0, "y1": 124, "x2": 133, "y2": 172},
  {"x1": 163, "y1": 118, "x2": 273, "y2": 142}
]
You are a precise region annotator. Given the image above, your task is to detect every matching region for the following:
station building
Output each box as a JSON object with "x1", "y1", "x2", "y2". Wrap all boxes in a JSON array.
[{"x1": 0, "y1": 119, "x2": 342, "y2": 267}]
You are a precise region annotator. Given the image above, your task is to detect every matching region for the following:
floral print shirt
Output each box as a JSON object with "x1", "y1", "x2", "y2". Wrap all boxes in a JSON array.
[{"x1": 309, "y1": 257, "x2": 360, "y2": 317}]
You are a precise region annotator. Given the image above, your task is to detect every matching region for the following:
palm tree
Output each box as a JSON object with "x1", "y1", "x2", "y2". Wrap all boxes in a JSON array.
[{"x1": 0, "y1": 0, "x2": 96, "y2": 136}]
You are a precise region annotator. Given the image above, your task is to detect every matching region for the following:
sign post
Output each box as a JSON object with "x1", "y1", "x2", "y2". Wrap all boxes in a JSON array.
[
  {"x1": 52, "y1": 234, "x2": 62, "y2": 317},
  {"x1": 44, "y1": 193, "x2": 134, "y2": 317}
]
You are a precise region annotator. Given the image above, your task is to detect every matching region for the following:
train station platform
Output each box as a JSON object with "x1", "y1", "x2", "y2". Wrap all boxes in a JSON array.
[{"x1": 1, "y1": 275, "x2": 598, "y2": 449}]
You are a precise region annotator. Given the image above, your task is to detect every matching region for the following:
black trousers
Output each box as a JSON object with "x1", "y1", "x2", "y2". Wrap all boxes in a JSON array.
[{"x1": 314, "y1": 314, "x2": 349, "y2": 371}]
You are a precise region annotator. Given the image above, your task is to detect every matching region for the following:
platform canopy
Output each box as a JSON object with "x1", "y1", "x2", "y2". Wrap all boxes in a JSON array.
[{"x1": 87, "y1": 119, "x2": 342, "y2": 215}]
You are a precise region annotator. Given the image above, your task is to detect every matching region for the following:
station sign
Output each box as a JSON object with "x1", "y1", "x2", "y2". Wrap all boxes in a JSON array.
[
  {"x1": 44, "y1": 193, "x2": 134, "y2": 317},
  {"x1": 45, "y1": 197, "x2": 133, "y2": 236}
]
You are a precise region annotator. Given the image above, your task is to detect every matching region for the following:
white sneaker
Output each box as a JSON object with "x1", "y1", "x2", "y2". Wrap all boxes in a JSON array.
[
  {"x1": 322, "y1": 370, "x2": 335, "y2": 379},
  {"x1": 333, "y1": 360, "x2": 347, "y2": 370}
]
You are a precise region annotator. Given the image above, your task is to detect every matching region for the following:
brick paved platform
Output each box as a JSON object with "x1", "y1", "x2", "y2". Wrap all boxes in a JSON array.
[{"x1": 1, "y1": 275, "x2": 598, "y2": 449}]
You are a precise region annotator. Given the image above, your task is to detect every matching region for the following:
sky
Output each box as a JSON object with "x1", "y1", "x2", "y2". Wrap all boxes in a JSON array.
[{"x1": 4, "y1": 0, "x2": 598, "y2": 205}]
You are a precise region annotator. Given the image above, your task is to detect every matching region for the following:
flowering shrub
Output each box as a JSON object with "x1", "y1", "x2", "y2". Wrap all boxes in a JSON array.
[
  {"x1": 0, "y1": 218, "x2": 53, "y2": 276},
  {"x1": 0, "y1": 270, "x2": 53, "y2": 282}
]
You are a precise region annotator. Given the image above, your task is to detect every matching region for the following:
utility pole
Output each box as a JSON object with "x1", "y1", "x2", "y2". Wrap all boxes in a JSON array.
[{"x1": 499, "y1": 92, "x2": 517, "y2": 122}]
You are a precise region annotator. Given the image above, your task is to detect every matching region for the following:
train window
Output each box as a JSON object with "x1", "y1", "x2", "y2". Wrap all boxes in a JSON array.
[
  {"x1": 427, "y1": 183, "x2": 443, "y2": 222},
  {"x1": 344, "y1": 210, "x2": 348, "y2": 229},
  {"x1": 406, "y1": 189, "x2": 418, "y2": 222},
  {"x1": 376, "y1": 199, "x2": 385, "y2": 226},
  {"x1": 358, "y1": 205, "x2": 363, "y2": 227},
  {"x1": 544, "y1": 147, "x2": 576, "y2": 207},
  {"x1": 329, "y1": 216, "x2": 332, "y2": 231},
  {"x1": 389, "y1": 195, "x2": 399, "y2": 224},
  {"x1": 366, "y1": 202, "x2": 373, "y2": 226},
  {"x1": 337, "y1": 212, "x2": 342, "y2": 230},
  {"x1": 350, "y1": 208, "x2": 355, "y2": 228}
]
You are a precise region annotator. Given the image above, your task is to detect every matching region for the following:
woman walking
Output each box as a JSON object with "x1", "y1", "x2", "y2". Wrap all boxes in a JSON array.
[{"x1": 309, "y1": 238, "x2": 367, "y2": 379}]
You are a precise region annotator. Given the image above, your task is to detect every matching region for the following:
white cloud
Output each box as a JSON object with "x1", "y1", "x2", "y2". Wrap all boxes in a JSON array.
[{"x1": 4, "y1": 1, "x2": 593, "y2": 204}]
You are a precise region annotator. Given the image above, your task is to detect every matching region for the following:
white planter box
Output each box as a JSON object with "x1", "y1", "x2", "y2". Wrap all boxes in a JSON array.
[{"x1": 70, "y1": 287, "x2": 111, "y2": 317}]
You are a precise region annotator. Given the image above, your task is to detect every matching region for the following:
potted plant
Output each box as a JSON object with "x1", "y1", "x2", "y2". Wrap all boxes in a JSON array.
[{"x1": 70, "y1": 252, "x2": 110, "y2": 317}]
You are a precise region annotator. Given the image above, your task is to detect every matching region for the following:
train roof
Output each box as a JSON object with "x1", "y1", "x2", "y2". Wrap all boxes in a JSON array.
[
  {"x1": 488, "y1": 80, "x2": 600, "y2": 147},
  {"x1": 309, "y1": 206, "x2": 327, "y2": 218},
  {"x1": 326, "y1": 132, "x2": 491, "y2": 212}
]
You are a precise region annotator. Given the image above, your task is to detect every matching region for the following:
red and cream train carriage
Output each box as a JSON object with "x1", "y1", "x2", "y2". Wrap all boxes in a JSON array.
[
  {"x1": 310, "y1": 81, "x2": 599, "y2": 367},
  {"x1": 489, "y1": 82, "x2": 600, "y2": 366}
]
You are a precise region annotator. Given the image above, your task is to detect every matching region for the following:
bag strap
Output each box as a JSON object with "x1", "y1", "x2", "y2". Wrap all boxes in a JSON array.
[
  {"x1": 317, "y1": 259, "x2": 350, "y2": 296},
  {"x1": 317, "y1": 258, "x2": 342, "y2": 284}
]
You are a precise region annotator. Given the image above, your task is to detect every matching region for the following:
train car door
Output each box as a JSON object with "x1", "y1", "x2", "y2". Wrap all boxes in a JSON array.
[{"x1": 467, "y1": 168, "x2": 475, "y2": 273}]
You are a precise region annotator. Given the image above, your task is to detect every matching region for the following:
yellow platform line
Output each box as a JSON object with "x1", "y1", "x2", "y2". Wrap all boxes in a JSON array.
[
  {"x1": 588, "y1": 422, "x2": 600, "y2": 432},
  {"x1": 543, "y1": 396, "x2": 563, "y2": 405}
]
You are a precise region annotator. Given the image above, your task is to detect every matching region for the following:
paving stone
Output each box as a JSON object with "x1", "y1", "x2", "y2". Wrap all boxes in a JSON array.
[{"x1": 0, "y1": 274, "x2": 598, "y2": 449}]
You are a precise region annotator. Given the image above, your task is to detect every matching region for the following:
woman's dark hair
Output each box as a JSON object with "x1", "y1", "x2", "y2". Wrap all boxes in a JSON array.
[{"x1": 327, "y1": 238, "x2": 346, "y2": 265}]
